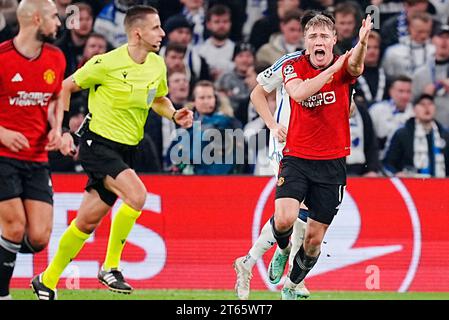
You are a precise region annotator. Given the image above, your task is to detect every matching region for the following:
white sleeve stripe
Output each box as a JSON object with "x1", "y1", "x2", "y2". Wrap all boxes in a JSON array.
[{"x1": 272, "y1": 51, "x2": 303, "y2": 71}]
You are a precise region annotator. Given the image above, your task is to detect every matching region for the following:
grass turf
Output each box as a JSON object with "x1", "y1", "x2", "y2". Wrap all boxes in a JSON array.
[{"x1": 10, "y1": 289, "x2": 449, "y2": 300}]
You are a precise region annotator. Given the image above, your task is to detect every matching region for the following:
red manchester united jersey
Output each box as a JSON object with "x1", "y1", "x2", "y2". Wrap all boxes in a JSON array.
[
  {"x1": 282, "y1": 54, "x2": 357, "y2": 160},
  {"x1": 0, "y1": 40, "x2": 66, "y2": 162}
]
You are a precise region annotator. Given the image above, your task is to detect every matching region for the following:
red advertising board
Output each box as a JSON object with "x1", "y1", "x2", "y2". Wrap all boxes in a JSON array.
[{"x1": 10, "y1": 175, "x2": 449, "y2": 292}]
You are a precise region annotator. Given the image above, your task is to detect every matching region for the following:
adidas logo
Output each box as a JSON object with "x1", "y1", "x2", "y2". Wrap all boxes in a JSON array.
[
  {"x1": 86, "y1": 140, "x2": 92, "y2": 146},
  {"x1": 11, "y1": 73, "x2": 23, "y2": 82}
]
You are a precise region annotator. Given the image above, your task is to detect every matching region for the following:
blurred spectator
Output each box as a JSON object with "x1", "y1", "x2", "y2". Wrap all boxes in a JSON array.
[
  {"x1": 249, "y1": 0, "x2": 300, "y2": 51},
  {"x1": 413, "y1": 24, "x2": 449, "y2": 128},
  {"x1": 255, "y1": 9, "x2": 304, "y2": 65},
  {"x1": 77, "y1": 32, "x2": 108, "y2": 68},
  {"x1": 180, "y1": 0, "x2": 206, "y2": 46},
  {"x1": 94, "y1": 0, "x2": 134, "y2": 48},
  {"x1": 430, "y1": 0, "x2": 449, "y2": 23},
  {"x1": 242, "y1": 0, "x2": 268, "y2": 41},
  {"x1": 164, "y1": 42, "x2": 187, "y2": 75},
  {"x1": 354, "y1": 31, "x2": 388, "y2": 106},
  {"x1": 208, "y1": 0, "x2": 246, "y2": 42},
  {"x1": 300, "y1": 0, "x2": 335, "y2": 11},
  {"x1": 334, "y1": 1, "x2": 361, "y2": 55},
  {"x1": 167, "y1": 80, "x2": 243, "y2": 174},
  {"x1": 160, "y1": 15, "x2": 210, "y2": 84},
  {"x1": 369, "y1": 75, "x2": 415, "y2": 156},
  {"x1": 380, "y1": 0, "x2": 437, "y2": 51},
  {"x1": 0, "y1": 0, "x2": 17, "y2": 35},
  {"x1": 383, "y1": 94, "x2": 449, "y2": 177},
  {"x1": 216, "y1": 42, "x2": 255, "y2": 113},
  {"x1": 382, "y1": 11, "x2": 435, "y2": 78},
  {"x1": 0, "y1": 0, "x2": 18, "y2": 43},
  {"x1": 236, "y1": 61, "x2": 272, "y2": 126},
  {"x1": 56, "y1": 2, "x2": 94, "y2": 77},
  {"x1": 198, "y1": 4, "x2": 235, "y2": 81},
  {"x1": 55, "y1": 0, "x2": 72, "y2": 20},
  {"x1": 146, "y1": 71, "x2": 191, "y2": 168},
  {"x1": 347, "y1": 100, "x2": 381, "y2": 177}
]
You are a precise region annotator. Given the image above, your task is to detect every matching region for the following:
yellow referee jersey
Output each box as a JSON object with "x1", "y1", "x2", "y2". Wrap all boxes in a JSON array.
[{"x1": 73, "y1": 44, "x2": 168, "y2": 145}]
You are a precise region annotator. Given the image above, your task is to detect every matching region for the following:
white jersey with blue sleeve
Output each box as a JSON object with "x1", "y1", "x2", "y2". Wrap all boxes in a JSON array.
[{"x1": 256, "y1": 51, "x2": 304, "y2": 177}]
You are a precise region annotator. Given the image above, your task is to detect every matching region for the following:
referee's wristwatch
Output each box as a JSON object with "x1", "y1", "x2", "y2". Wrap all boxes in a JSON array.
[{"x1": 171, "y1": 110, "x2": 179, "y2": 125}]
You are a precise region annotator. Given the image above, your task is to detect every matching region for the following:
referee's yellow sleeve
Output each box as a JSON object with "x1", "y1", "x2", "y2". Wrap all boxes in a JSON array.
[
  {"x1": 155, "y1": 60, "x2": 168, "y2": 98},
  {"x1": 72, "y1": 54, "x2": 106, "y2": 89}
]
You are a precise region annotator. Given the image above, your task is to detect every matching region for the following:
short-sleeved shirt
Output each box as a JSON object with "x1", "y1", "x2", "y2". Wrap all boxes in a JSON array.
[
  {"x1": 73, "y1": 44, "x2": 168, "y2": 146},
  {"x1": 256, "y1": 50, "x2": 303, "y2": 176},
  {"x1": 0, "y1": 40, "x2": 66, "y2": 162},
  {"x1": 282, "y1": 54, "x2": 357, "y2": 160}
]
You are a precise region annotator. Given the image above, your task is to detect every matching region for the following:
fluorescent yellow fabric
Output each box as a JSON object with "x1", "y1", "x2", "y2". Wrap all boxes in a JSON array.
[
  {"x1": 103, "y1": 203, "x2": 142, "y2": 270},
  {"x1": 42, "y1": 220, "x2": 90, "y2": 290},
  {"x1": 73, "y1": 44, "x2": 168, "y2": 145}
]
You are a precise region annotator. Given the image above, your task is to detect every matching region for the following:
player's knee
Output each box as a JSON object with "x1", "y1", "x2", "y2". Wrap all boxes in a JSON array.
[
  {"x1": 76, "y1": 219, "x2": 99, "y2": 234},
  {"x1": 304, "y1": 234, "x2": 322, "y2": 252},
  {"x1": 274, "y1": 218, "x2": 295, "y2": 232},
  {"x1": 274, "y1": 211, "x2": 297, "y2": 232},
  {"x1": 125, "y1": 187, "x2": 147, "y2": 211},
  {"x1": 2, "y1": 219, "x2": 26, "y2": 243}
]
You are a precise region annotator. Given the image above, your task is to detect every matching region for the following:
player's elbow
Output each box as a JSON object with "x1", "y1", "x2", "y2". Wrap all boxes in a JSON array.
[
  {"x1": 291, "y1": 91, "x2": 305, "y2": 104},
  {"x1": 348, "y1": 64, "x2": 364, "y2": 77}
]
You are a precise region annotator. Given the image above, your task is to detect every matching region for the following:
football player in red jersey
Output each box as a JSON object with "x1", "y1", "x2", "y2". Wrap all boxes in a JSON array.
[
  {"x1": 0, "y1": 0, "x2": 69, "y2": 299},
  {"x1": 258, "y1": 13, "x2": 372, "y2": 299}
]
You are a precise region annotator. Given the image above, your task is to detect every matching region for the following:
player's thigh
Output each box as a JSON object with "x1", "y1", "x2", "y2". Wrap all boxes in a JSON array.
[
  {"x1": 104, "y1": 168, "x2": 147, "y2": 209},
  {"x1": 305, "y1": 183, "x2": 345, "y2": 226},
  {"x1": 75, "y1": 189, "x2": 112, "y2": 234},
  {"x1": 23, "y1": 199, "x2": 53, "y2": 247},
  {"x1": 0, "y1": 198, "x2": 26, "y2": 242}
]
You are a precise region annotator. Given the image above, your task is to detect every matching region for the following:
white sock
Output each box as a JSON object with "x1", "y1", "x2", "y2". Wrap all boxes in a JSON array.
[
  {"x1": 240, "y1": 253, "x2": 257, "y2": 271},
  {"x1": 248, "y1": 218, "x2": 276, "y2": 264},
  {"x1": 289, "y1": 218, "x2": 307, "y2": 268}
]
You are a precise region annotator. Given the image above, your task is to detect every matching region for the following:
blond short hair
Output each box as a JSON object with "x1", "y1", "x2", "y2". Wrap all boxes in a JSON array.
[{"x1": 304, "y1": 14, "x2": 335, "y2": 34}]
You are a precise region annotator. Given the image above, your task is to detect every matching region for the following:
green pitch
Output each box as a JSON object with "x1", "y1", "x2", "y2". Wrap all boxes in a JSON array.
[{"x1": 10, "y1": 289, "x2": 449, "y2": 300}]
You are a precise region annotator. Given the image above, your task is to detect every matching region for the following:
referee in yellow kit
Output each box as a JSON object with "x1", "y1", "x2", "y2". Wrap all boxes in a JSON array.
[{"x1": 31, "y1": 5, "x2": 193, "y2": 300}]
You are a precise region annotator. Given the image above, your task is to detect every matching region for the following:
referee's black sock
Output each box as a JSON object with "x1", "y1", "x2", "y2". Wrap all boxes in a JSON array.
[
  {"x1": 0, "y1": 236, "x2": 21, "y2": 297},
  {"x1": 270, "y1": 216, "x2": 293, "y2": 250},
  {"x1": 289, "y1": 244, "x2": 320, "y2": 284},
  {"x1": 19, "y1": 235, "x2": 37, "y2": 254}
]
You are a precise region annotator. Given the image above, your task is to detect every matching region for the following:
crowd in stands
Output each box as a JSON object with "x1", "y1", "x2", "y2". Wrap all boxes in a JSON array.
[{"x1": 1, "y1": 0, "x2": 449, "y2": 177}]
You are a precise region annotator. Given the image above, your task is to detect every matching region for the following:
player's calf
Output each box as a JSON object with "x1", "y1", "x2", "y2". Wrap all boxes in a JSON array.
[{"x1": 289, "y1": 244, "x2": 320, "y2": 285}]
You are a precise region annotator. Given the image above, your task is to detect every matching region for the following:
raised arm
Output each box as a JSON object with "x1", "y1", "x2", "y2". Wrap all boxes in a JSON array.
[
  {"x1": 286, "y1": 52, "x2": 350, "y2": 103},
  {"x1": 347, "y1": 15, "x2": 372, "y2": 77}
]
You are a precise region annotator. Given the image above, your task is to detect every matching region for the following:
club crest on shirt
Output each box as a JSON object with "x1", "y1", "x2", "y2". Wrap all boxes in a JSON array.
[
  {"x1": 43, "y1": 69, "x2": 56, "y2": 85},
  {"x1": 277, "y1": 176, "x2": 285, "y2": 186}
]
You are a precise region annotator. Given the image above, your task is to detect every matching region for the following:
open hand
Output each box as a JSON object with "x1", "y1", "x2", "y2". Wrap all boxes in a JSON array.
[
  {"x1": 269, "y1": 122, "x2": 288, "y2": 143},
  {"x1": 359, "y1": 15, "x2": 373, "y2": 45}
]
